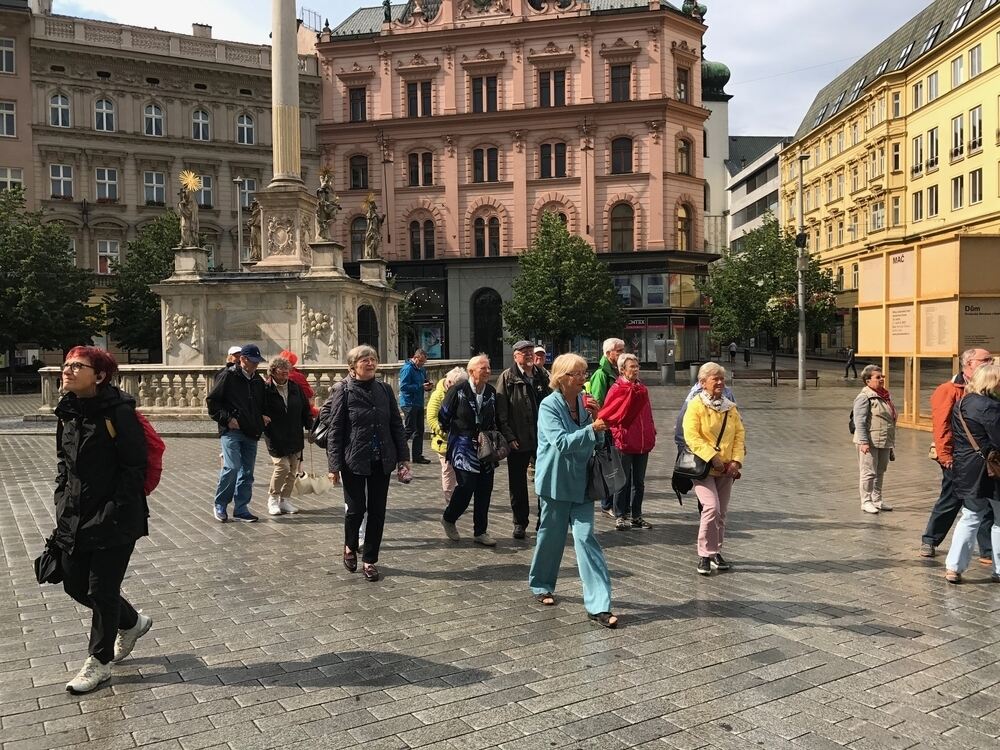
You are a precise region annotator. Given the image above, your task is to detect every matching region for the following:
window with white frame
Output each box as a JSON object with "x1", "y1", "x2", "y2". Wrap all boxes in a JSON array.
[
  {"x1": 851, "y1": 263, "x2": 859, "y2": 289},
  {"x1": 826, "y1": 223, "x2": 833, "y2": 249},
  {"x1": 920, "y1": 23, "x2": 942, "y2": 54},
  {"x1": 0, "y1": 101, "x2": 14, "y2": 137},
  {"x1": 49, "y1": 94, "x2": 70, "y2": 127},
  {"x1": 951, "y1": 114, "x2": 964, "y2": 157},
  {"x1": 912, "y1": 81, "x2": 923, "y2": 109},
  {"x1": 927, "y1": 71, "x2": 939, "y2": 101},
  {"x1": 239, "y1": 177, "x2": 256, "y2": 208},
  {"x1": 144, "y1": 104, "x2": 163, "y2": 136},
  {"x1": 928, "y1": 184, "x2": 939, "y2": 216},
  {"x1": 837, "y1": 172, "x2": 845, "y2": 197},
  {"x1": 143, "y1": 171, "x2": 165, "y2": 204},
  {"x1": 951, "y1": 56, "x2": 964, "y2": 88},
  {"x1": 236, "y1": 113, "x2": 254, "y2": 145},
  {"x1": 192, "y1": 109, "x2": 210, "y2": 141},
  {"x1": 0, "y1": 38, "x2": 13, "y2": 74},
  {"x1": 969, "y1": 105, "x2": 982, "y2": 150},
  {"x1": 912, "y1": 135, "x2": 924, "y2": 175},
  {"x1": 970, "y1": 168, "x2": 983, "y2": 204},
  {"x1": 50, "y1": 164, "x2": 72, "y2": 198},
  {"x1": 97, "y1": 239, "x2": 119, "y2": 275},
  {"x1": 891, "y1": 142, "x2": 901, "y2": 172},
  {"x1": 912, "y1": 191, "x2": 924, "y2": 221},
  {"x1": 949, "y1": 1, "x2": 973, "y2": 34},
  {"x1": 891, "y1": 91, "x2": 901, "y2": 118},
  {"x1": 675, "y1": 67, "x2": 689, "y2": 103},
  {"x1": 94, "y1": 98, "x2": 115, "y2": 131},
  {"x1": 870, "y1": 201, "x2": 885, "y2": 230},
  {"x1": 891, "y1": 196, "x2": 901, "y2": 226},
  {"x1": 927, "y1": 127, "x2": 939, "y2": 167},
  {"x1": 348, "y1": 87, "x2": 367, "y2": 121},
  {"x1": 969, "y1": 44, "x2": 982, "y2": 77},
  {"x1": 837, "y1": 221, "x2": 844, "y2": 244},
  {"x1": 951, "y1": 175, "x2": 964, "y2": 209},
  {"x1": 196, "y1": 175, "x2": 213, "y2": 208},
  {"x1": 95, "y1": 167, "x2": 118, "y2": 201},
  {"x1": 0, "y1": 166, "x2": 23, "y2": 191}
]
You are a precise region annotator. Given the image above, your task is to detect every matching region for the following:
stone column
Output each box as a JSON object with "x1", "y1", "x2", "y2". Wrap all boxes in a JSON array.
[{"x1": 269, "y1": 0, "x2": 302, "y2": 186}]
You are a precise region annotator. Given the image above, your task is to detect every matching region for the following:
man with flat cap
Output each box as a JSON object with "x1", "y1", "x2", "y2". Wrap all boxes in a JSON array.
[
  {"x1": 207, "y1": 344, "x2": 271, "y2": 523},
  {"x1": 496, "y1": 340, "x2": 550, "y2": 539}
]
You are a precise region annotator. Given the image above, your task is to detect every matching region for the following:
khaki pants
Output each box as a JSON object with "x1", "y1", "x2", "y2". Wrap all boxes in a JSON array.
[
  {"x1": 437, "y1": 453, "x2": 457, "y2": 504},
  {"x1": 269, "y1": 454, "x2": 301, "y2": 498},
  {"x1": 858, "y1": 446, "x2": 890, "y2": 507}
]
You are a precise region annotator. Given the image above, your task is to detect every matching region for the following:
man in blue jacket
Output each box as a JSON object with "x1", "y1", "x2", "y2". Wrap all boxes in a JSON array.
[{"x1": 399, "y1": 348, "x2": 432, "y2": 464}]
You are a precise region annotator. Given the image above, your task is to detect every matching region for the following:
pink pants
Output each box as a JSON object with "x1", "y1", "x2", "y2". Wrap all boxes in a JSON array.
[
  {"x1": 693, "y1": 474, "x2": 734, "y2": 557},
  {"x1": 437, "y1": 453, "x2": 457, "y2": 504}
]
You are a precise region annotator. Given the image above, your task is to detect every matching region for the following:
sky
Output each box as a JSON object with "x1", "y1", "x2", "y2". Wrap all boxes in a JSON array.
[{"x1": 57, "y1": 0, "x2": 932, "y2": 136}]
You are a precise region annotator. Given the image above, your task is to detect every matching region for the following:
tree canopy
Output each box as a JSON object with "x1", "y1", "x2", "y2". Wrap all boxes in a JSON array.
[
  {"x1": 503, "y1": 212, "x2": 624, "y2": 353},
  {"x1": 697, "y1": 214, "x2": 837, "y2": 351},
  {"x1": 0, "y1": 187, "x2": 99, "y2": 367},
  {"x1": 105, "y1": 211, "x2": 179, "y2": 361}
]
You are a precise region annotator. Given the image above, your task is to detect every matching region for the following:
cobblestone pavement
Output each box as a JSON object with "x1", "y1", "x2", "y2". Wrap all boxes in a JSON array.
[{"x1": 3, "y1": 380, "x2": 999, "y2": 750}]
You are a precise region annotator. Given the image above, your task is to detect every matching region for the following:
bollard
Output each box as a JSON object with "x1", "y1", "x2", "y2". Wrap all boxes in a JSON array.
[
  {"x1": 689, "y1": 363, "x2": 701, "y2": 386},
  {"x1": 660, "y1": 364, "x2": 675, "y2": 386}
]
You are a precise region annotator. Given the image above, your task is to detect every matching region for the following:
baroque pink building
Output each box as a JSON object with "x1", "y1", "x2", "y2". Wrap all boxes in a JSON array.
[{"x1": 316, "y1": 0, "x2": 716, "y2": 364}]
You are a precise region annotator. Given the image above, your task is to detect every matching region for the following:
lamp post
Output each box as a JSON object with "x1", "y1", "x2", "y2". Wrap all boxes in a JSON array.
[
  {"x1": 233, "y1": 176, "x2": 244, "y2": 265},
  {"x1": 795, "y1": 153, "x2": 810, "y2": 391}
]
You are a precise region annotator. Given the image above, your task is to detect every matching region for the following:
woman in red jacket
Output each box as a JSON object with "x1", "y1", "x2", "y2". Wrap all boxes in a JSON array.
[{"x1": 598, "y1": 353, "x2": 656, "y2": 529}]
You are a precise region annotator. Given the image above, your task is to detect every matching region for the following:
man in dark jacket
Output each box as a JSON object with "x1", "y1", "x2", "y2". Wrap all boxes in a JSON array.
[
  {"x1": 206, "y1": 344, "x2": 270, "y2": 523},
  {"x1": 497, "y1": 340, "x2": 549, "y2": 539},
  {"x1": 263, "y1": 356, "x2": 313, "y2": 516}
]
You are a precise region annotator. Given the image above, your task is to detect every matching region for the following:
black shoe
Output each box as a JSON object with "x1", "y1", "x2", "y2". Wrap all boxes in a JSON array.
[
  {"x1": 232, "y1": 512, "x2": 259, "y2": 523},
  {"x1": 412, "y1": 456, "x2": 432, "y2": 464},
  {"x1": 710, "y1": 553, "x2": 730, "y2": 571},
  {"x1": 512, "y1": 524, "x2": 526, "y2": 540},
  {"x1": 697, "y1": 557, "x2": 712, "y2": 575}
]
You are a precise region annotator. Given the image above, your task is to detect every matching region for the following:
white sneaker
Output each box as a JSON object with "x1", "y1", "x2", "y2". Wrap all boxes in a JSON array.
[
  {"x1": 862, "y1": 501, "x2": 880, "y2": 514},
  {"x1": 474, "y1": 533, "x2": 497, "y2": 547},
  {"x1": 66, "y1": 656, "x2": 112, "y2": 694},
  {"x1": 278, "y1": 497, "x2": 299, "y2": 514},
  {"x1": 267, "y1": 496, "x2": 283, "y2": 516},
  {"x1": 113, "y1": 612, "x2": 152, "y2": 662}
]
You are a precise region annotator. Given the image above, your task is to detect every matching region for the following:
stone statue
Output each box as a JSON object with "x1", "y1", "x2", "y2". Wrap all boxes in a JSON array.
[
  {"x1": 315, "y1": 174, "x2": 341, "y2": 241},
  {"x1": 363, "y1": 195, "x2": 384, "y2": 260},
  {"x1": 177, "y1": 170, "x2": 202, "y2": 248},
  {"x1": 383, "y1": 0, "x2": 392, "y2": 22},
  {"x1": 247, "y1": 199, "x2": 262, "y2": 262}
]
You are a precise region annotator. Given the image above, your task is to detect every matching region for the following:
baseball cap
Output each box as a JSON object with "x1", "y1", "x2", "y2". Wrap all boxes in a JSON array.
[
  {"x1": 534, "y1": 346, "x2": 546, "y2": 355},
  {"x1": 512, "y1": 340, "x2": 534, "y2": 352},
  {"x1": 227, "y1": 345, "x2": 242, "y2": 356},
  {"x1": 239, "y1": 344, "x2": 265, "y2": 363}
]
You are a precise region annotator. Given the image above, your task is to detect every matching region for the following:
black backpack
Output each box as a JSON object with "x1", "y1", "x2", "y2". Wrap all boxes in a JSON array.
[{"x1": 309, "y1": 382, "x2": 345, "y2": 449}]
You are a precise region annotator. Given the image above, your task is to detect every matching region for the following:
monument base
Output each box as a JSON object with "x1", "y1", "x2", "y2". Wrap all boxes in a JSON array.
[
  {"x1": 247, "y1": 182, "x2": 318, "y2": 272},
  {"x1": 172, "y1": 245, "x2": 209, "y2": 276},
  {"x1": 308, "y1": 240, "x2": 346, "y2": 277},
  {"x1": 359, "y1": 257, "x2": 389, "y2": 287}
]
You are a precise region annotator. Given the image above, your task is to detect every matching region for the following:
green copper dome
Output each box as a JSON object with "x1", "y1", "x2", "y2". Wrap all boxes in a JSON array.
[{"x1": 702, "y1": 59, "x2": 731, "y2": 99}]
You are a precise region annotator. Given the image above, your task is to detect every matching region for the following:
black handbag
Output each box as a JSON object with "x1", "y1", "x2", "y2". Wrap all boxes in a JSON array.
[
  {"x1": 673, "y1": 411, "x2": 729, "y2": 480},
  {"x1": 586, "y1": 432, "x2": 627, "y2": 501},
  {"x1": 33, "y1": 535, "x2": 63, "y2": 585},
  {"x1": 477, "y1": 429, "x2": 510, "y2": 464}
]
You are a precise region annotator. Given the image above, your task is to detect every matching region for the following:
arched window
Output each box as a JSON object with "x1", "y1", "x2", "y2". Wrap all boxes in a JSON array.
[
  {"x1": 474, "y1": 216, "x2": 501, "y2": 257},
  {"x1": 349, "y1": 155, "x2": 369, "y2": 190},
  {"x1": 676, "y1": 205, "x2": 692, "y2": 251},
  {"x1": 94, "y1": 98, "x2": 115, "y2": 132},
  {"x1": 610, "y1": 203, "x2": 634, "y2": 252},
  {"x1": 350, "y1": 217, "x2": 366, "y2": 260},
  {"x1": 144, "y1": 104, "x2": 163, "y2": 137},
  {"x1": 423, "y1": 219, "x2": 435, "y2": 258},
  {"x1": 49, "y1": 94, "x2": 70, "y2": 128},
  {"x1": 192, "y1": 110, "x2": 210, "y2": 141},
  {"x1": 488, "y1": 217, "x2": 500, "y2": 256},
  {"x1": 409, "y1": 219, "x2": 436, "y2": 259},
  {"x1": 677, "y1": 138, "x2": 692, "y2": 175},
  {"x1": 236, "y1": 113, "x2": 254, "y2": 145},
  {"x1": 611, "y1": 137, "x2": 632, "y2": 174}
]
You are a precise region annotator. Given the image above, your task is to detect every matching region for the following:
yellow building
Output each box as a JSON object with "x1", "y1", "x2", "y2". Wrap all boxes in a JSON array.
[{"x1": 780, "y1": 0, "x2": 1000, "y2": 426}]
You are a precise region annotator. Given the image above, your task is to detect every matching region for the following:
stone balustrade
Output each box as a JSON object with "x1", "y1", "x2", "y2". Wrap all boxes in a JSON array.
[{"x1": 38, "y1": 362, "x2": 465, "y2": 417}]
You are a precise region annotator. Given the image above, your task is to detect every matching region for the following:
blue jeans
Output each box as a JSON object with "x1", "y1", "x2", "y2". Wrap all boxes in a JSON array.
[
  {"x1": 944, "y1": 499, "x2": 1000, "y2": 575},
  {"x1": 614, "y1": 452, "x2": 649, "y2": 519},
  {"x1": 215, "y1": 430, "x2": 259, "y2": 515},
  {"x1": 922, "y1": 465, "x2": 993, "y2": 554}
]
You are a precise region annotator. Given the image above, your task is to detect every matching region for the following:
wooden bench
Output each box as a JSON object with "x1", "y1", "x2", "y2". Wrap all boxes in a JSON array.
[
  {"x1": 775, "y1": 369, "x2": 820, "y2": 387},
  {"x1": 731, "y1": 369, "x2": 778, "y2": 385}
]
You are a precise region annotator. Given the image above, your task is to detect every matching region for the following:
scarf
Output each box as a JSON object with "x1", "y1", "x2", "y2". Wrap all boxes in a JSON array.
[
  {"x1": 698, "y1": 390, "x2": 736, "y2": 412},
  {"x1": 873, "y1": 386, "x2": 897, "y2": 420}
]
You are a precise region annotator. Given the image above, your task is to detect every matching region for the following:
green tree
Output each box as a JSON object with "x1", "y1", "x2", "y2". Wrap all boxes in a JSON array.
[
  {"x1": 105, "y1": 211, "x2": 179, "y2": 362},
  {"x1": 697, "y1": 213, "x2": 837, "y2": 372},
  {"x1": 0, "y1": 187, "x2": 99, "y2": 369},
  {"x1": 503, "y1": 212, "x2": 625, "y2": 353}
]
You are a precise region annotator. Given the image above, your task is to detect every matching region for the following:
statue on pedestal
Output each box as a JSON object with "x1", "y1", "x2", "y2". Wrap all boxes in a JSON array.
[
  {"x1": 177, "y1": 170, "x2": 202, "y2": 248},
  {"x1": 247, "y1": 199, "x2": 263, "y2": 262},
  {"x1": 315, "y1": 173, "x2": 341, "y2": 241},
  {"x1": 363, "y1": 193, "x2": 385, "y2": 260}
]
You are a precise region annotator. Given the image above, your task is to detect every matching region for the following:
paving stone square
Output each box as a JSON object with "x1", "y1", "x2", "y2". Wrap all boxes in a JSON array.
[{"x1": 2, "y1": 369, "x2": 999, "y2": 749}]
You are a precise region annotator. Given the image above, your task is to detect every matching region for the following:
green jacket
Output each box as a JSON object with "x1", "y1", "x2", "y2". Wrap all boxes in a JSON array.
[{"x1": 584, "y1": 355, "x2": 617, "y2": 406}]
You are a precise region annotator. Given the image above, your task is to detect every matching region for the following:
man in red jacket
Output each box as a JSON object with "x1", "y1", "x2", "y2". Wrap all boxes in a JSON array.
[{"x1": 920, "y1": 348, "x2": 994, "y2": 558}]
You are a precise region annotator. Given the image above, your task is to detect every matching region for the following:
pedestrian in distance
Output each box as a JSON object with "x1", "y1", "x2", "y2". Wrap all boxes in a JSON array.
[
  {"x1": 427, "y1": 366, "x2": 469, "y2": 504},
  {"x1": 598, "y1": 353, "x2": 656, "y2": 530},
  {"x1": 439, "y1": 354, "x2": 500, "y2": 546},
  {"x1": 683, "y1": 362, "x2": 746, "y2": 576},
  {"x1": 844, "y1": 346, "x2": 858, "y2": 379},
  {"x1": 585, "y1": 337, "x2": 625, "y2": 516},
  {"x1": 743, "y1": 346, "x2": 751, "y2": 368},
  {"x1": 326, "y1": 345, "x2": 409, "y2": 582},
  {"x1": 53, "y1": 347, "x2": 152, "y2": 694},
  {"x1": 533, "y1": 345, "x2": 549, "y2": 372},
  {"x1": 206, "y1": 344, "x2": 270, "y2": 523},
  {"x1": 921, "y1": 348, "x2": 995, "y2": 560},
  {"x1": 262, "y1": 356, "x2": 313, "y2": 516},
  {"x1": 728, "y1": 341, "x2": 737, "y2": 365},
  {"x1": 529, "y1": 353, "x2": 618, "y2": 628},
  {"x1": 497, "y1": 340, "x2": 550, "y2": 539},
  {"x1": 943, "y1": 364, "x2": 1000, "y2": 584},
  {"x1": 853, "y1": 364, "x2": 897, "y2": 514},
  {"x1": 399, "y1": 348, "x2": 433, "y2": 464}
]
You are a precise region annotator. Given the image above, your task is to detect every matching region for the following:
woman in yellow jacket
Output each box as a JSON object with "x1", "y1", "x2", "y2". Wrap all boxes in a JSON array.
[
  {"x1": 426, "y1": 366, "x2": 469, "y2": 504},
  {"x1": 683, "y1": 362, "x2": 746, "y2": 576}
]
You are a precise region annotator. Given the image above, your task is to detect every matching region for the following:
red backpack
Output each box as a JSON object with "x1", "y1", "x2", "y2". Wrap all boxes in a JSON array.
[{"x1": 105, "y1": 411, "x2": 166, "y2": 496}]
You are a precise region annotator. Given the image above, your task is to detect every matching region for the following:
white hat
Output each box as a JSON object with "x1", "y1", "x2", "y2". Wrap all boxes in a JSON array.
[{"x1": 227, "y1": 345, "x2": 242, "y2": 356}]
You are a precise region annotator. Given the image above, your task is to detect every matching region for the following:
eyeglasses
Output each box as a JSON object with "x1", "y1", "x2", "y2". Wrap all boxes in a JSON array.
[
  {"x1": 62, "y1": 362, "x2": 94, "y2": 373},
  {"x1": 567, "y1": 370, "x2": 588, "y2": 378}
]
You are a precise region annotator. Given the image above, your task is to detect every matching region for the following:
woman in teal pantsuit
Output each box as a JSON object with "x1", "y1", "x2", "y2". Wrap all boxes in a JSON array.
[{"x1": 529, "y1": 353, "x2": 618, "y2": 628}]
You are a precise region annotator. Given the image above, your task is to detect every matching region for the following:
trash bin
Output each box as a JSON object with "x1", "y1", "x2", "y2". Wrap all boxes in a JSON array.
[
  {"x1": 653, "y1": 339, "x2": 677, "y2": 386},
  {"x1": 660, "y1": 364, "x2": 675, "y2": 386},
  {"x1": 689, "y1": 363, "x2": 701, "y2": 386}
]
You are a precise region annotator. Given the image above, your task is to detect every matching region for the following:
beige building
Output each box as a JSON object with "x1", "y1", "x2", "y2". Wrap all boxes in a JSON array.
[
  {"x1": 781, "y1": 0, "x2": 1000, "y2": 367},
  {"x1": 0, "y1": 1, "x2": 32, "y2": 205},
  {"x1": 25, "y1": 0, "x2": 321, "y2": 281}
]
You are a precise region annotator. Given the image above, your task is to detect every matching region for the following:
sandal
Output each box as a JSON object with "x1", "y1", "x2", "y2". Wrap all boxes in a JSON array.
[
  {"x1": 343, "y1": 549, "x2": 358, "y2": 573},
  {"x1": 362, "y1": 564, "x2": 380, "y2": 582},
  {"x1": 588, "y1": 612, "x2": 619, "y2": 629},
  {"x1": 945, "y1": 569, "x2": 961, "y2": 584},
  {"x1": 535, "y1": 593, "x2": 556, "y2": 606}
]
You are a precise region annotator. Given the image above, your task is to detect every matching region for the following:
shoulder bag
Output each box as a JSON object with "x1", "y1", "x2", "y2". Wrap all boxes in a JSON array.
[
  {"x1": 586, "y1": 431, "x2": 627, "y2": 501},
  {"x1": 673, "y1": 410, "x2": 729, "y2": 480},
  {"x1": 471, "y1": 386, "x2": 509, "y2": 465},
  {"x1": 956, "y1": 403, "x2": 1000, "y2": 478}
]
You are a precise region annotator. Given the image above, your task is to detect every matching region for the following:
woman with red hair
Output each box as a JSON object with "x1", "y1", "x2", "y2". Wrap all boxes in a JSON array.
[{"x1": 53, "y1": 346, "x2": 151, "y2": 694}]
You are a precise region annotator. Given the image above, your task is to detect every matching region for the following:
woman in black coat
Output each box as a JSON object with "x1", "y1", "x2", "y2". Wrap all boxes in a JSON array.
[
  {"x1": 944, "y1": 364, "x2": 1000, "y2": 584},
  {"x1": 54, "y1": 346, "x2": 152, "y2": 694},
  {"x1": 263, "y1": 356, "x2": 313, "y2": 516},
  {"x1": 325, "y1": 345, "x2": 409, "y2": 581}
]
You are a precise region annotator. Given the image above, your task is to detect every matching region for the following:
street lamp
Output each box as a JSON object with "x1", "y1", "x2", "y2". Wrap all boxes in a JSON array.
[
  {"x1": 233, "y1": 176, "x2": 245, "y2": 265},
  {"x1": 796, "y1": 153, "x2": 810, "y2": 391}
]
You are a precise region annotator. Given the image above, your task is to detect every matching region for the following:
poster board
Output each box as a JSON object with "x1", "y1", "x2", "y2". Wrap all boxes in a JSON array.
[
  {"x1": 919, "y1": 300, "x2": 957, "y2": 354},
  {"x1": 959, "y1": 298, "x2": 1000, "y2": 352}
]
